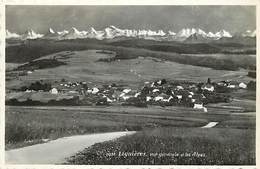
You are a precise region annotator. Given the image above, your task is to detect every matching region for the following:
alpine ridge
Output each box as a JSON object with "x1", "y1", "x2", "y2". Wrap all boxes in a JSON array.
[{"x1": 5, "y1": 26, "x2": 256, "y2": 42}]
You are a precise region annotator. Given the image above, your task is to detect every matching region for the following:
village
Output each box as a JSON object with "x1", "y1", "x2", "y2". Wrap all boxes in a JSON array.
[{"x1": 6, "y1": 77, "x2": 253, "y2": 112}]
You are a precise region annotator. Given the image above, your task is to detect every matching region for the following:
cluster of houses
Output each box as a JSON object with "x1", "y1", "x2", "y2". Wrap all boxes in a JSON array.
[{"x1": 32, "y1": 78, "x2": 249, "y2": 111}]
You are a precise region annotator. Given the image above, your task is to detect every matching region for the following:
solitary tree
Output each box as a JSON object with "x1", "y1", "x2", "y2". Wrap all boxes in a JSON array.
[{"x1": 207, "y1": 78, "x2": 211, "y2": 84}]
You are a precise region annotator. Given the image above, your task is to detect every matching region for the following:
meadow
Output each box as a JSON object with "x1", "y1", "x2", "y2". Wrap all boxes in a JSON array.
[
  {"x1": 6, "y1": 39, "x2": 256, "y2": 71},
  {"x1": 6, "y1": 105, "x2": 255, "y2": 150},
  {"x1": 66, "y1": 127, "x2": 255, "y2": 165},
  {"x1": 5, "y1": 50, "x2": 254, "y2": 91},
  {"x1": 5, "y1": 106, "x2": 202, "y2": 149}
]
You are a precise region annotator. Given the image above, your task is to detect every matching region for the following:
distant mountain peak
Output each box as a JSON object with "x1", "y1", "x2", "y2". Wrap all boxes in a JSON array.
[
  {"x1": 109, "y1": 25, "x2": 120, "y2": 30},
  {"x1": 184, "y1": 32, "x2": 211, "y2": 43},
  {"x1": 43, "y1": 28, "x2": 60, "y2": 39},
  {"x1": 22, "y1": 29, "x2": 43, "y2": 39},
  {"x1": 49, "y1": 28, "x2": 55, "y2": 34},
  {"x1": 168, "y1": 31, "x2": 176, "y2": 36},
  {"x1": 57, "y1": 30, "x2": 68, "y2": 35},
  {"x1": 61, "y1": 27, "x2": 83, "y2": 39},
  {"x1": 207, "y1": 32, "x2": 215, "y2": 37},
  {"x1": 69, "y1": 27, "x2": 80, "y2": 33},
  {"x1": 6, "y1": 30, "x2": 21, "y2": 39},
  {"x1": 216, "y1": 29, "x2": 232, "y2": 38},
  {"x1": 90, "y1": 27, "x2": 97, "y2": 32},
  {"x1": 242, "y1": 29, "x2": 256, "y2": 37}
]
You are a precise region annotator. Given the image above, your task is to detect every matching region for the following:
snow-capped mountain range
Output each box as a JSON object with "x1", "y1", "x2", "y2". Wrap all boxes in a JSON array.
[
  {"x1": 6, "y1": 30, "x2": 21, "y2": 39},
  {"x1": 21, "y1": 29, "x2": 44, "y2": 40},
  {"x1": 6, "y1": 25, "x2": 256, "y2": 42},
  {"x1": 241, "y1": 30, "x2": 257, "y2": 37}
]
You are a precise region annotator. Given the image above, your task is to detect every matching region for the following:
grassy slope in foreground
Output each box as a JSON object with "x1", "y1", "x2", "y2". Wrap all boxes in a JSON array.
[
  {"x1": 5, "y1": 106, "x2": 207, "y2": 150},
  {"x1": 6, "y1": 104, "x2": 255, "y2": 150},
  {"x1": 66, "y1": 127, "x2": 255, "y2": 165}
]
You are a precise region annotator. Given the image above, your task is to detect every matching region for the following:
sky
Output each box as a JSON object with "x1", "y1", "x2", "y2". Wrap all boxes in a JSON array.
[{"x1": 6, "y1": 5, "x2": 256, "y2": 34}]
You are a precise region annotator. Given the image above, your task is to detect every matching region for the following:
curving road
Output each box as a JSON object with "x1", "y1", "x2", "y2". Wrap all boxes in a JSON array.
[
  {"x1": 6, "y1": 131, "x2": 136, "y2": 164},
  {"x1": 201, "y1": 122, "x2": 219, "y2": 128}
]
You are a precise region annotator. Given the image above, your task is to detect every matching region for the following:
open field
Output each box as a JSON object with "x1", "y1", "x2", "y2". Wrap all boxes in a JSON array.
[
  {"x1": 6, "y1": 39, "x2": 255, "y2": 71},
  {"x1": 6, "y1": 50, "x2": 254, "y2": 91},
  {"x1": 180, "y1": 53, "x2": 256, "y2": 70},
  {"x1": 6, "y1": 63, "x2": 21, "y2": 71},
  {"x1": 6, "y1": 105, "x2": 255, "y2": 150},
  {"x1": 67, "y1": 127, "x2": 255, "y2": 165},
  {"x1": 108, "y1": 38, "x2": 256, "y2": 54},
  {"x1": 5, "y1": 105, "x2": 206, "y2": 149}
]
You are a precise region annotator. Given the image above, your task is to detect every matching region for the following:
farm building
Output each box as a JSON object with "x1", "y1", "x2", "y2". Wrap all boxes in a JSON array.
[
  {"x1": 201, "y1": 84, "x2": 214, "y2": 92},
  {"x1": 50, "y1": 88, "x2": 58, "y2": 94},
  {"x1": 239, "y1": 82, "x2": 247, "y2": 89}
]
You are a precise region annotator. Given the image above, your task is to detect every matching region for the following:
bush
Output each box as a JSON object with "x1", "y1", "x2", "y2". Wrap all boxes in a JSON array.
[
  {"x1": 248, "y1": 71, "x2": 256, "y2": 78},
  {"x1": 16, "y1": 59, "x2": 66, "y2": 71},
  {"x1": 247, "y1": 81, "x2": 256, "y2": 91},
  {"x1": 203, "y1": 92, "x2": 231, "y2": 104},
  {"x1": 21, "y1": 81, "x2": 52, "y2": 91},
  {"x1": 122, "y1": 97, "x2": 147, "y2": 107},
  {"x1": 96, "y1": 98, "x2": 110, "y2": 106}
]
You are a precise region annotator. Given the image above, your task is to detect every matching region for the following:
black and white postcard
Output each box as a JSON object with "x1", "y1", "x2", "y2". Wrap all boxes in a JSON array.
[{"x1": 1, "y1": 0, "x2": 258, "y2": 168}]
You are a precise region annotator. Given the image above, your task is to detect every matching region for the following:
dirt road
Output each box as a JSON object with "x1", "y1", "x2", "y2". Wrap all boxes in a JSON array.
[
  {"x1": 201, "y1": 122, "x2": 219, "y2": 128},
  {"x1": 6, "y1": 131, "x2": 136, "y2": 164}
]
